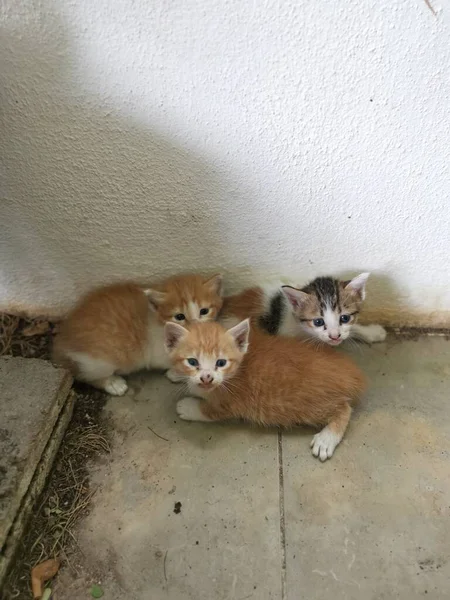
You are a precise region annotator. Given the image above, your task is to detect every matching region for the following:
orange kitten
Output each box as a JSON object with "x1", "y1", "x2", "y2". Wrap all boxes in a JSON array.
[
  {"x1": 164, "y1": 319, "x2": 366, "y2": 461},
  {"x1": 53, "y1": 274, "x2": 223, "y2": 395}
]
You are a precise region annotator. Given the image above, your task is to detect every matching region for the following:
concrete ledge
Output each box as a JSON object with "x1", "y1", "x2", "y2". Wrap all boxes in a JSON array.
[
  {"x1": 360, "y1": 307, "x2": 450, "y2": 328},
  {"x1": 1, "y1": 302, "x2": 450, "y2": 329},
  {"x1": 0, "y1": 357, "x2": 73, "y2": 589}
]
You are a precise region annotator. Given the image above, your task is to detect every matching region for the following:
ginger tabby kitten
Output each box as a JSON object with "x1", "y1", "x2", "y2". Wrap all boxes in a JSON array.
[
  {"x1": 53, "y1": 274, "x2": 223, "y2": 395},
  {"x1": 164, "y1": 319, "x2": 366, "y2": 461}
]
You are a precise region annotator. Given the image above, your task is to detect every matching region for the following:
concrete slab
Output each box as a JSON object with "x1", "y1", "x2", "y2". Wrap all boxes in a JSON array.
[
  {"x1": 0, "y1": 389, "x2": 76, "y2": 586},
  {"x1": 283, "y1": 337, "x2": 450, "y2": 600},
  {"x1": 0, "y1": 357, "x2": 73, "y2": 551},
  {"x1": 54, "y1": 336, "x2": 450, "y2": 600},
  {"x1": 55, "y1": 374, "x2": 282, "y2": 600}
]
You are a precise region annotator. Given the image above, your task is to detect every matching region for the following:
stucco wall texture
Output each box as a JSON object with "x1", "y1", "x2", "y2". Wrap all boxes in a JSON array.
[{"x1": 1, "y1": 0, "x2": 449, "y2": 325}]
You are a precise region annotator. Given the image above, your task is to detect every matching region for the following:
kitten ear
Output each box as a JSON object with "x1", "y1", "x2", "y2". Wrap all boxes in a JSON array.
[
  {"x1": 164, "y1": 322, "x2": 188, "y2": 352},
  {"x1": 344, "y1": 272, "x2": 370, "y2": 300},
  {"x1": 281, "y1": 286, "x2": 309, "y2": 311},
  {"x1": 203, "y1": 273, "x2": 223, "y2": 295},
  {"x1": 227, "y1": 318, "x2": 250, "y2": 353},
  {"x1": 143, "y1": 288, "x2": 167, "y2": 311}
]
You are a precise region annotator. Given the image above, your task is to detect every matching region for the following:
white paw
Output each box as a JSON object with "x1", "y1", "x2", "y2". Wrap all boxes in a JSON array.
[
  {"x1": 166, "y1": 368, "x2": 185, "y2": 383},
  {"x1": 364, "y1": 324, "x2": 387, "y2": 343},
  {"x1": 176, "y1": 397, "x2": 210, "y2": 422},
  {"x1": 104, "y1": 375, "x2": 128, "y2": 396},
  {"x1": 310, "y1": 427, "x2": 341, "y2": 462}
]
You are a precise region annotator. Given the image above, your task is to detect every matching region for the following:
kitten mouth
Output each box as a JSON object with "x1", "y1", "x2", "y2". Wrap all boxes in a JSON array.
[
  {"x1": 198, "y1": 382, "x2": 215, "y2": 390},
  {"x1": 328, "y1": 339, "x2": 342, "y2": 346}
]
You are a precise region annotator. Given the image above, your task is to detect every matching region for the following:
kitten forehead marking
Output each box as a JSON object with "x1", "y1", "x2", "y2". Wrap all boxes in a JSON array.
[
  {"x1": 187, "y1": 300, "x2": 200, "y2": 321},
  {"x1": 301, "y1": 277, "x2": 342, "y2": 315}
]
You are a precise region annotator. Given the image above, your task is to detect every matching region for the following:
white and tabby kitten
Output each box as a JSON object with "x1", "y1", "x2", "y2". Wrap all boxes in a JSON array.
[
  {"x1": 266, "y1": 273, "x2": 386, "y2": 345},
  {"x1": 221, "y1": 273, "x2": 386, "y2": 346}
]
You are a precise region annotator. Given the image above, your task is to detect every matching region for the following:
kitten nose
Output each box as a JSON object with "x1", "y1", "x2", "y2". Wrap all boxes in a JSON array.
[
  {"x1": 329, "y1": 333, "x2": 341, "y2": 341},
  {"x1": 200, "y1": 373, "x2": 213, "y2": 383}
]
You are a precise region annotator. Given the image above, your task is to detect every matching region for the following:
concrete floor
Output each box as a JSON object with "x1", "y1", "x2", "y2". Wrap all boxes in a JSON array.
[{"x1": 55, "y1": 336, "x2": 450, "y2": 600}]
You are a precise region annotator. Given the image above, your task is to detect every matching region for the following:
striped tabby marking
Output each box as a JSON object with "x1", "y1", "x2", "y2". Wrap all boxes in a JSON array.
[{"x1": 259, "y1": 291, "x2": 286, "y2": 335}]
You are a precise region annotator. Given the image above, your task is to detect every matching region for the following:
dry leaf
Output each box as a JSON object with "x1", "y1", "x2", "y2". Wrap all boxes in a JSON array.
[
  {"x1": 22, "y1": 321, "x2": 50, "y2": 337},
  {"x1": 31, "y1": 558, "x2": 60, "y2": 599}
]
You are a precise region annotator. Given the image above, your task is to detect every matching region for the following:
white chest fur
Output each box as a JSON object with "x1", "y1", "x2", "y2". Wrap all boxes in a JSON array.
[
  {"x1": 278, "y1": 308, "x2": 301, "y2": 338},
  {"x1": 144, "y1": 320, "x2": 171, "y2": 370}
]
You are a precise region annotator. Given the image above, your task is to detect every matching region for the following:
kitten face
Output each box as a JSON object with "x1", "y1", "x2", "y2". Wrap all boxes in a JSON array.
[
  {"x1": 282, "y1": 273, "x2": 369, "y2": 346},
  {"x1": 144, "y1": 274, "x2": 223, "y2": 325},
  {"x1": 164, "y1": 319, "x2": 250, "y2": 393}
]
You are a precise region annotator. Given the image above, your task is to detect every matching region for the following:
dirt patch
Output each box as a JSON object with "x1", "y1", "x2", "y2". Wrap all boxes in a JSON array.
[
  {"x1": 0, "y1": 313, "x2": 57, "y2": 360},
  {"x1": 0, "y1": 314, "x2": 111, "y2": 599}
]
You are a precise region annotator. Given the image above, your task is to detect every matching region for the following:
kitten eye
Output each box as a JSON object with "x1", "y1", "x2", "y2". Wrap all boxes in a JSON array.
[
  {"x1": 340, "y1": 314, "x2": 351, "y2": 324},
  {"x1": 187, "y1": 358, "x2": 199, "y2": 367},
  {"x1": 200, "y1": 308, "x2": 209, "y2": 316},
  {"x1": 175, "y1": 313, "x2": 186, "y2": 321},
  {"x1": 313, "y1": 318, "x2": 325, "y2": 327},
  {"x1": 215, "y1": 359, "x2": 227, "y2": 368}
]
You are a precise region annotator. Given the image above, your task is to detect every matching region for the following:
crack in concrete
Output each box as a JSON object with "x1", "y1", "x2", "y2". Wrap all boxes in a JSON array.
[{"x1": 278, "y1": 429, "x2": 286, "y2": 600}]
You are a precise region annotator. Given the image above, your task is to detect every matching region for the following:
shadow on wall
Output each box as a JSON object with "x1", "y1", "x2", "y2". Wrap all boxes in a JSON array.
[
  {"x1": 0, "y1": 4, "x2": 237, "y2": 317},
  {"x1": 3, "y1": 2, "x2": 438, "y2": 327}
]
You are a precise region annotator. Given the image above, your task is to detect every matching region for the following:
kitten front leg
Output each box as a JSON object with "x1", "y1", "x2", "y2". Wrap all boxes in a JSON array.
[
  {"x1": 177, "y1": 397, "x2": 232, "y2": 422},
  {"x1": 310, "y1": 402, "x2": 352, "y2": 461},
  {"x1": 93, "y1": 375, "x2": 129, "y2": 396},
  {"x1": 176, "y1": 397, "x2": 213, "y2": 422},
  {"x1": 166, "y1": 368, "x2": 185, "y2": 383},
  {"x1": 351, "y1": 323, "x2": 387, "y2": 343}
]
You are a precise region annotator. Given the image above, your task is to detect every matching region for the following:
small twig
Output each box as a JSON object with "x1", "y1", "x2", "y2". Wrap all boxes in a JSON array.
[
  {"x1": 424, "y1": 0, "x2": 437, "y2": 15},
  {"x1": 163, "y1": 550, "x2": 168, "y2": 581},
  {"x1": 147, "y1": 425, "x2": 169, "y2": 442}
]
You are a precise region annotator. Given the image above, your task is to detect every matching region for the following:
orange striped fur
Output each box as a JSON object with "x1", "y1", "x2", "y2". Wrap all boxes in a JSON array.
[
  {"x1": 52, "y1": 273, "x2": 223, "y2": 395},
  {"x1": 165, "y1": 319, "x2": 366, "y2": 461}
]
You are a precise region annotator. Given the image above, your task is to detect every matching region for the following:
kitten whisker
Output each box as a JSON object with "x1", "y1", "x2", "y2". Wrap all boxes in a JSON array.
[
  {"x1": 220, "y1": 380, "x2": 246, "y2": 400},
  {"x1": 346, "y1": 337, "x2": 364, "y2": 356},
  {"x1": 174, "y1": 381, "x2": 190, "y2": 400}
]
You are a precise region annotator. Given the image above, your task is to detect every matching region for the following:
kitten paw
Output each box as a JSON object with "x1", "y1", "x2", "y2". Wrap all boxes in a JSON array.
[
  {"x1": 176, "y1": 397, "x2": 211, "y2": 422},
  {"x1": 364, "y1": 324, "x2": 387, "y2": 343},
  {"x1": 166, "y1": 368, "x2": 185, "y2": 383},
  {"x1": 104, "y1": 375, "x2": 128, "y2": 396},
  {"x1": 310, "y1": 427, "x2": 341, "y2": 461},
  {"x1": 352, "y1": 323, "x2": 387, "y2": 343}
]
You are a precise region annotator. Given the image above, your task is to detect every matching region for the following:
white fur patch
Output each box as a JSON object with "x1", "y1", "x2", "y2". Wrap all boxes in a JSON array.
[
  {"x1": 187, "y1": 301, "x2": 200, "y2": 322},
  {"x1": 176, "y1": 397, "x2": 211, "y2": 422},
  {"x1": 145, "y1": 320, "x2": 172, "y2": 370},
  {"x1": 103, "y1": 375, "x2": 128, "y2": 396},
  {"x1": 310, "y1": 427, "x2": 342, "y2": 461},
  {"x1": 166, "y1": 368, "x2": 185, "y2": 383},
  {"x1": 323, "y1": 306, "x2": 341, "y2": 341},
  {"x1": 67, "y1": 352, "x2": 115, "y2": 380},
  {"x1": 351, "y1": 324, "x2": 387, "y2": 343}
]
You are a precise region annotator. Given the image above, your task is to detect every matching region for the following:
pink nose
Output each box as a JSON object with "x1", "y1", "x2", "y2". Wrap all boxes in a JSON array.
[
  {"x1": 329, "y1": 334, "x2": 341, "y2": 341},
  {"x1": 200, "y1": 373, "x2": 213, "y2": 383}
]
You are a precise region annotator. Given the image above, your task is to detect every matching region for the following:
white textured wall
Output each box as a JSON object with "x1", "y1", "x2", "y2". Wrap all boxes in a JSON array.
[{"x1": 1, "y1": 0, "x2": 450, "y2": 324}]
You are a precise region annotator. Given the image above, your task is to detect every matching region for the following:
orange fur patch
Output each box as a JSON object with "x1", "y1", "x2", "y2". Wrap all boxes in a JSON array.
[
  {"x1": 221, "y1": 287, "x2": 264, "y2": 320},
  {"x1": 53, "y1": 282, "x2": 150, "y2": 371}
]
